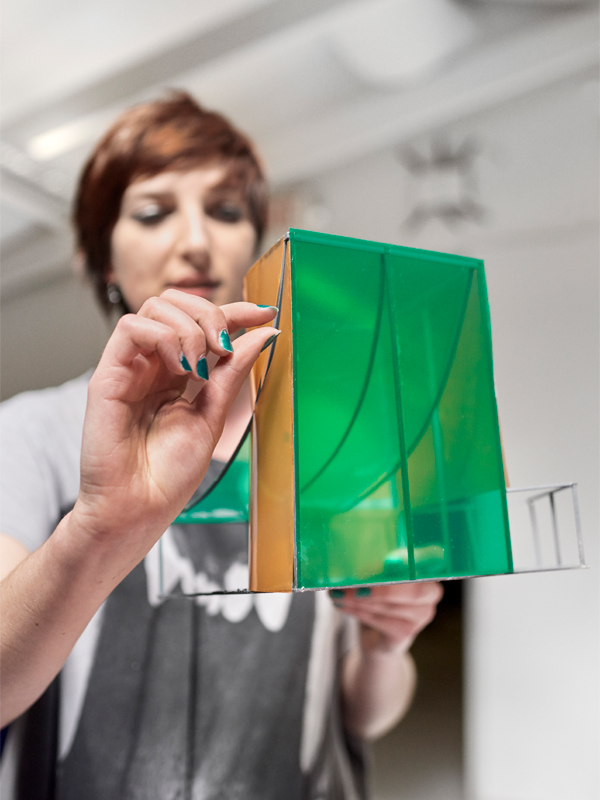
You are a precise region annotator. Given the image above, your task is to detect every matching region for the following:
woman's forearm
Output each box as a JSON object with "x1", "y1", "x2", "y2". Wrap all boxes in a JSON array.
[
  {"x1": 342, "y1": 640, "x2": 416, "y2": 740},
  {"x1": 0, "y1": 511, "x2": 134, "y2": 726}
]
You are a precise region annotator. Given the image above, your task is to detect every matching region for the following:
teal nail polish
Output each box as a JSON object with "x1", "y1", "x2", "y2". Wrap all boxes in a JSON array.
[
  {"x1": 260, "y1": 330, "x2": 281, "y2": 353},
  {"x1": 196, "y1": 356, "x2": 209, "y2": 381},
  {"x1": 256, "y1": 304, "x2": 279, "y2": 311},
  {"x1": 219, "y1": 329, "x2": 233, "y2": 353},
  {"x1": 330, "y1": 589, "x2": 344, "y2": 599},
  {"x1": 180, "y1": 354, "x2": 192, "y2": 372},
  {"x1": 356, "y1": 587, "x2": 371, "y2": 597}
]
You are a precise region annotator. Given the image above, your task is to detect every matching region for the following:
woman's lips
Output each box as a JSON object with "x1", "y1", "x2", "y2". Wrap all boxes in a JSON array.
[{"x1": 168, "y1": 280, "x2": 221, "y2": 299}]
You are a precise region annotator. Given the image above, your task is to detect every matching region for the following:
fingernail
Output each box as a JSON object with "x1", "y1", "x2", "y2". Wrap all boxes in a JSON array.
[
  {"x1": 196, "y1": 356, "x2": 209, "y2": 381},
  {"x1": 219, "y1": 329, "x2": 233, "y2": 353},
  {"x1": 260, "y1": 330, "x2": 281, "y2": 353},
  {"x1": 180, "y1": 354, "x2": 192, "y2": 372},
  {"x1": 330, "y1": 589, "x2": 345, "y2": 599},
  {"x1": 256, "y1": 304, "x2": 279, "y2": 312},
  {"x1": 355, "y1": 587, "x2": 371, "y2": 597}
]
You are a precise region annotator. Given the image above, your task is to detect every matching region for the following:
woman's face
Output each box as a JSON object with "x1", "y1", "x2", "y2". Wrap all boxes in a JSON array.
[{"x1": 109, "y1": 165, "x2": 257, "y2": 313}]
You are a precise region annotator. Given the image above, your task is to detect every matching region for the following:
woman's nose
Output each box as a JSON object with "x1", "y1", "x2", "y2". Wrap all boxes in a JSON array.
[{"x1": 177, "y1": 208, "x2": 210, "y2": 268}]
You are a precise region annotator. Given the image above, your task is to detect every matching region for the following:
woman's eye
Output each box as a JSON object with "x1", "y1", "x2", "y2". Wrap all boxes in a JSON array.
[
  {"x1": 209, "y1": 203, "x2": 244, "y2": 223},
  {"x1": 132, "y1": 205, "x2": 171, "y2": 225}
]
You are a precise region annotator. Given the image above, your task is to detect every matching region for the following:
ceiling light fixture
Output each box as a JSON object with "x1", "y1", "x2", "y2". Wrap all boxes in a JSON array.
[
  {"x1": 27, "y1": 108, "x2": 116, "y2": 162},
  {"x1": 332, "y1": 0, "x2": 475, "y2": 86}
]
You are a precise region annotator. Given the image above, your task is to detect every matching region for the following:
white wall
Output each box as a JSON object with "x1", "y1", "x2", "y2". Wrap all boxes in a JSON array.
[
  {"x1": 466, "y1": 227, "x2": 598, "y2": 800},
  {"x1": 0, "y1": 270, "x2": 112, "y2": 401},
  {"x1": 293, "y1": 75, "x2": 599, "y2": 799}
]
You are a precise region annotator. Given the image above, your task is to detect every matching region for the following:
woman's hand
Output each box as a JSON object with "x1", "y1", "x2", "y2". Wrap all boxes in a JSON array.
[
  {"x1": 73, "y1": 291, "x2": 277, "y2": 569},
  {"x1": 331, "y1": 582, "x2": 443, "y2": 654},
  {"x1": 1, "y1": 291, "x2": 277, "y2": 726},
  {"x1": 334, "y1": 582, "x2": 443, "y2": 739}
]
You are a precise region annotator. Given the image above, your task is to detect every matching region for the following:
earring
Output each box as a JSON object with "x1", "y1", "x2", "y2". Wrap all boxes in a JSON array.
[{"x1": 106, "y1": 282, "x2": 122, "y2": 305}]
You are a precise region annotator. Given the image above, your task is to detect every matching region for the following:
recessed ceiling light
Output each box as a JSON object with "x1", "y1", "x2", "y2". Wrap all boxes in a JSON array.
[{"x1": 27, "y1": 109, "x2": 114, "y2": 161}]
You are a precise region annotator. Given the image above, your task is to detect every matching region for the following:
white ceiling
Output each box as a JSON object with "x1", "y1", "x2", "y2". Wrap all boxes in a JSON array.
[
  {"x1": 1, "y1": 0, "x2": 274, "y2": 122},
  {"x1": 1, "y1": 0, "x2": 597, "y2": 296}
]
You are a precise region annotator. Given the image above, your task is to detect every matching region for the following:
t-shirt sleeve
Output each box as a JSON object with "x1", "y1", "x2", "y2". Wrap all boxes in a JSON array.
[{"x1": 0, "y1": 396, "x2": 65, "y2": 552}]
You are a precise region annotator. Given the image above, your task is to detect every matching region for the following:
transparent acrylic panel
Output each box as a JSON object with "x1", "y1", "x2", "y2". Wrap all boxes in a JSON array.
[
  {"x1": 174, "y1": 434, "x2": 250, "y2": 524},
  {"x1": 507, "y1": 484, "x2": 585, "y2": 573}
]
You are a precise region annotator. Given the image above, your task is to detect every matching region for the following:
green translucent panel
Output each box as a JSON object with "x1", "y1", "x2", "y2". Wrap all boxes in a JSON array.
[
  {"x1": 293, "y1": 243, "x2": 400, "y2": 506},
  {"x1": 174, "y1": 435, "x2": 250, "y2": 524},
  {"x1": 290, "y1": 229, "x2": 511, "y2": 588}
]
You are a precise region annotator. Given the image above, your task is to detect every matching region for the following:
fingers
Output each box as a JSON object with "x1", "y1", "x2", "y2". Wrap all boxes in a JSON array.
[
  {"x1": 330, "y1": 582, "x2": 443, "y2": 607},
  {"x1": 194, "y1": 325, "x2": 280, "y2": 429},
  {"x1": 355, "y1": 610, "x2": 421, "y2": 650},
  {"x1": 330, "y1": 582, "x2": 442, "y2": 651},
  {"x1": 136, "y1": 297, "x2": 208, "y2": 379},
  {"x1": 336, "y1": 594, "x2": 438, "y2": 628},
  {"x1": 95, "y1": 292, "x2": 277, "y2": 422},
  {"x1": 371, "y1": 581, "x2": 443, "y2": 604},
  {"x1": 219, "y1": 301, "x2": 280, "y2": 334},
  {"x1": 153, "y1": 290, "x2": 277, "y2": 357},
  {"x1": 101, "y1": 314, "x2": 192, "y2": 378},
  {"x1": 117, "y1": 291, "x2": 277, "y2": 383}
]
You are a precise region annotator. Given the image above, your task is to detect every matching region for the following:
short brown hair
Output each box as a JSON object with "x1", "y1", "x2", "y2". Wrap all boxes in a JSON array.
[{"x1": 74, "y1": 91, "x2": 268, "y2": 313}]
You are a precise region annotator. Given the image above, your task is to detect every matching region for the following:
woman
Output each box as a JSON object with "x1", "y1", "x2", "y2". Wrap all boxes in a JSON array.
[{"x1": 0, "y1": 92, "x2": 442, "y2": 799}]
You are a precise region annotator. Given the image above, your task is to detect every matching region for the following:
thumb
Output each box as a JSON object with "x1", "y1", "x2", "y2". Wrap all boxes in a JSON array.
[{"x1": 193, "y1": 326, "x2": 280, "y2": 432}]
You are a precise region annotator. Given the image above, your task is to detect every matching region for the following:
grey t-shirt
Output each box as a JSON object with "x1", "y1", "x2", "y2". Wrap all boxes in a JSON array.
[{"x1": 0, "y1": 373, "x2": 365, "y2": 800}]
